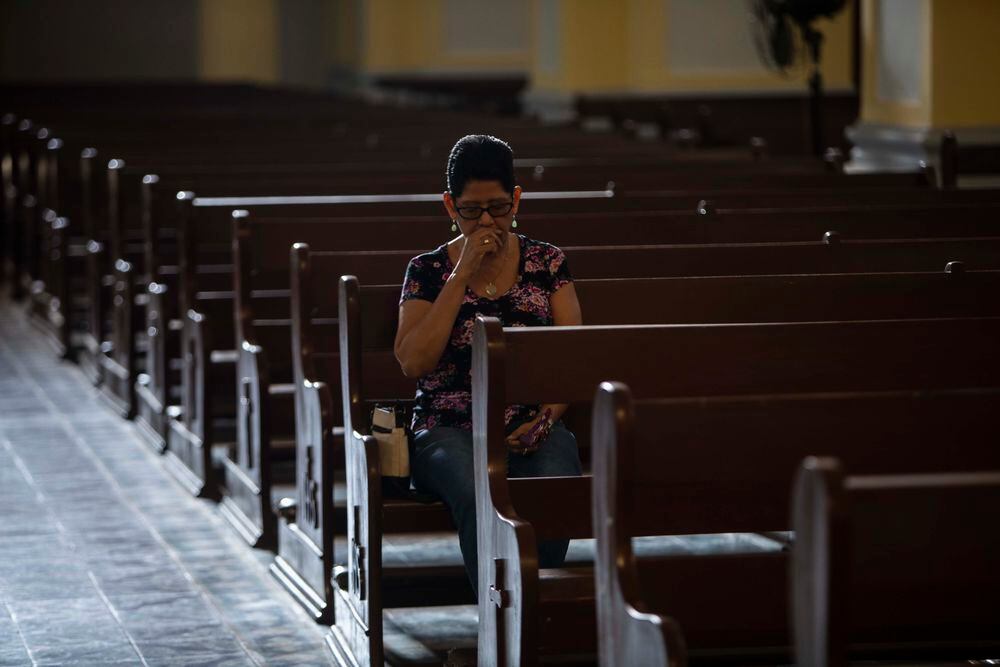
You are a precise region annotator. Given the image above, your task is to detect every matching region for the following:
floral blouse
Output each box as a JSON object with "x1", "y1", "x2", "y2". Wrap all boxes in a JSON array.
[{"x1": 400, "y1": 234, "x2": 573, "y2": 433}]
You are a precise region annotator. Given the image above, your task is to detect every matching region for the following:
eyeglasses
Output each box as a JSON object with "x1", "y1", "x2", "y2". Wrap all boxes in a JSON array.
[{"x1": 455, "y1": 201, "x2": 514, "y2": 220}]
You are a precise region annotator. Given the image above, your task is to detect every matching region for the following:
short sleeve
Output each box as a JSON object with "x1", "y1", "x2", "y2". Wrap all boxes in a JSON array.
[
  {"x1": 548, "y1": 246, "x2": 573, "y2": 293},
  {"x1": 400, "y1": 253, "x2": 445, "y2": 305}
]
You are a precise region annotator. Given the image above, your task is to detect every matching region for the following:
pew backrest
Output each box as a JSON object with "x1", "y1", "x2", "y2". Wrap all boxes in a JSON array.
[{"x1": 473, "y1": 316, "x2": 1000, "y2": 545}]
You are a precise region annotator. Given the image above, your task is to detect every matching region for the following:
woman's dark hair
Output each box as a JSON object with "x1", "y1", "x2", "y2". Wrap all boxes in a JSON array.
[{"x1": 446, "y1": 134, "x2": 515, "y2": 199}]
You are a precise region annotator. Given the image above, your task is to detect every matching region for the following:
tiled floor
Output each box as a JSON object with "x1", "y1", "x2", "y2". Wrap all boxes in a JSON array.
[{"x1": 0, "y1": 299, "x2": 332, "y2": 666}]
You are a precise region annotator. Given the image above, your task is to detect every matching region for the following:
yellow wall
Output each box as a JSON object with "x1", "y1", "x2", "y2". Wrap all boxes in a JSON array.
[
  {"x1": 531, "y1": 0, "x2": 855, "y2": 95},
  {"x1": 929, "y1": 0, "x2": 1000, "y2": 127},
  {"x1": 360, "y1": 0, "x2": 530, "y2": 75},
  {"x1": 644, "y1": 0, "x2": 853, "y2": 93},
  {"x1": 198, "y1": 0, "x2": 279, "y2": 84},
  {"x1": 192, "y1": 0, "x2": 863, "y2": 97},
  {"x1": 559, "y1": 1, "x2": 630, "y2": 91}
]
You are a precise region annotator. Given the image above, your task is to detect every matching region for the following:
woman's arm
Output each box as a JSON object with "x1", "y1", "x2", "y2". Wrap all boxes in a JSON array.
[
  {"x1": 551, "y1": 281, "x2": 582, "y2": 327},
  {"x1": 506, "y1": 282, "x2": 582, "y2": 449},
  {"x1": 540, "y1": 281, "x2": 582, "y2": 421},
  {"x1": 394, "y1": 227, "x2": 502, "y2": 378},
  {"x1": 394, "y1": 276, "x2": 467, "y2": 378}
]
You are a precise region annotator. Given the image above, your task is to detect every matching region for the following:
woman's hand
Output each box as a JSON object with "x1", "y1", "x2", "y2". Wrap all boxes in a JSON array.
[
  {"x1": 506, "y1": 404, "x2": 565, "y2": 455},
  {"x1": 452, "y1": 227, "x2": 503, "y2": 283}
]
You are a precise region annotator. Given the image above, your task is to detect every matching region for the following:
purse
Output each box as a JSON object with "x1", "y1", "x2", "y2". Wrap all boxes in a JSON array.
[{"x1": 371, "y1": 404, "x2": 411, "y2": 497}]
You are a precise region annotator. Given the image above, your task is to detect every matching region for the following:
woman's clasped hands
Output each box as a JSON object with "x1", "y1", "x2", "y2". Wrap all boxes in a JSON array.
[{"x1": 450, "y1": 227, "x2": 504, "y2": 283}]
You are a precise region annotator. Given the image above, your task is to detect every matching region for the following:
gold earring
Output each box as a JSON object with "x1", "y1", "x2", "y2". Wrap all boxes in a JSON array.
[
  {"x1": 511, "y1": 218, "x2": 518, "y2": 229},
  {"x1": 451, "y1": 219, "x2": 458, "y2": 232}
]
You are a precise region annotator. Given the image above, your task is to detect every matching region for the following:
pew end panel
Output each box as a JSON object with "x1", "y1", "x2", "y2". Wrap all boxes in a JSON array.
[
  {"x1": 275, "y1": 243, "x2": 343, "y2": 623},
  {"x1": 134, "y1": 281, "x2": 172, "y2": 453},
  {"x1": 165, "y1": 307, "x2": 223, "y2": 499},
  {"x1": 333, "y1": 275, "x2": 469, "y2": 664},
  {"x1": 272, "y1": 379, "x2": 340, "y2": 624},
  {"x1": 591, "y1": 382, "x2": 687, "y2": 667},
  {"x1": 96, "y1": 258, "x2": 138, "y2": 418},
  {"x1": 96, "y1": 158, "x2": 142, "y2": 410},
  {"x1": 77, "y1": 147, "x2": 112, "y2": 385},
  {"x1": 133, "y1": 187, "x2": 195, "y2": 447},
  {"x1": 223, "y1": 213, "x2": 287, "y2": 550},
  {"x1": 168, "y1": 190, "x2": 243, "y2": 497},
  {"x1": 27, "y1": 208, "x2": 77, "y2": 361},
  {"x1": 80, "y1": 230, "x2": 107, "y2": 384},
  {"x1": 220, "y1": 339, "x2": 276, "y2": 549},
  {"x1": 793, "y1": 458, "x2": 1000, "y2": 666},
  {"x1": 329, "y1": 432, "x2": 383, "y2": 667},
  {"x1": 472, "y1": 315, "x2": 544, "y2": 667},
  {"x1": 473, "y1": 317, "x2": 608, "y2": 666}
]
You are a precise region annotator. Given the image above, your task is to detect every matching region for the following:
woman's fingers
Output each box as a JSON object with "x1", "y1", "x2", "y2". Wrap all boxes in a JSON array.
[
  {"x1": 455, "y1": 228, "x2": 505, "y2": 279},
  {"x1": 479, "y1": 229, "x2": 503, "y2": 255},
  {"x1": 505, "y1": 414, "x2": 539, "y2": 443}
]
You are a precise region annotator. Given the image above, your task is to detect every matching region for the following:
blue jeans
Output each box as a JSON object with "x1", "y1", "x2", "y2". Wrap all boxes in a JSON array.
[{"x1": 411, "y1": 423, "x2": 583, "y2": 593}]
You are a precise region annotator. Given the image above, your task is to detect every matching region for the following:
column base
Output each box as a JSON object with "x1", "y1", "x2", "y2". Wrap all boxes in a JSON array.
[{"x1": 846, "y1": 122, "x2": 1000, "y2": 186}]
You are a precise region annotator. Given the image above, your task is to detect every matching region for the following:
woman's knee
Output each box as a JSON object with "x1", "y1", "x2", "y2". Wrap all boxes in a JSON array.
[
  {"x1": 411, "y1": 427, "x2": 476, "y2": 505},
  {"x1": 534, "y1": 425, "x2": 583, "y2": 476}
]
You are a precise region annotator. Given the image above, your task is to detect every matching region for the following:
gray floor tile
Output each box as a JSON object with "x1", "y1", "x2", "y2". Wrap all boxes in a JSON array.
[
  {"x1": 0, "y1": 301, "x2": 331, "y2": 665},
  {"x1": 131, "y1": 630, "x2": 248, "y2": 663},
  {"x1": 145, "y1": 656, "x2": 254, "y2": 667},
  {"x1": 25, "y1": 640, "x2": 140, "y2": 666},
  {"x1": 0, "y1": 613, "x2": 31, "y2": 666},
  {"x1": 91, "y1": 563, "x2": 194, "y2": 596}
]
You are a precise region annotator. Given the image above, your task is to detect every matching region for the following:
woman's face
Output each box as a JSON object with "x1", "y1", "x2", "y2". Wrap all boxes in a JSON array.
[{"x1": 444, "y1": 180, "x2": 522, "y2": 240}]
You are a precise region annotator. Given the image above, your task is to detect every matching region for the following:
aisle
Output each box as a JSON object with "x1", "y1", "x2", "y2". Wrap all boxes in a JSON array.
[{"x1": 0, "y1": 299, "x2": 331, "y2": 666}]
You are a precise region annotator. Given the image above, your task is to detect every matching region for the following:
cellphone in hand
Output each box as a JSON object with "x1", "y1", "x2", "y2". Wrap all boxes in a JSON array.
[{"x1": 516, "y1": 408, "x2": 553, "y2": 452}]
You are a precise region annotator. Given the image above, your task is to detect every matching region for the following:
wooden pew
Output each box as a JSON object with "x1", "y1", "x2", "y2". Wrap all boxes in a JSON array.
[
  {"x1": 792, "y1": 458, "x2": 1000, "y2": 666},
  {"x1": 9, "y1": 118, "x2": 40, "y2": 302},
  {"x1": 80, "y1": 177, "x2": 995, "y2": 404},
  {"x1": 234, "y1": 206, "x2": 1000, "y2": 550},
  {"x1": 135, "y1": 180, "x2": 642, "y2": 451},
  {"x1": 939, "y1": 131, "x2": 1000, "y2": 190},
  {"x1": 591, "y1": 386, "x2": 1000, "y2": 667},
  {"x1": 29, "y1": 119, "x2": 998, "y2": 382},
  {"x1": 3, "y1": 82, "x2": 964, "y2": 325},
  {"x1": 576, "y1": 91, "x2": 862, "y2": 155},
  {"x1": 327, "y1": 267, "x2": 1000, "y2": 666},
  {"x1": 18, "y1": 129, "x2": 84, "y2": 358},
  {"x1": 217, "y1": 195, "x2": 1000, "y2": 507},
  {"x1": 471, "y1": 317, "x2": 1000, "y2": 666},
  {"x1": 125, "y1": 172, "x2": 463, "y2": 439},
  {"x1": 292, "y1": 260, "x2": 1000, "y2": 629},
  {"x1": 37, "y1": 130, "x2": 985, "y2": 376},
  {"x1": 102, "y1": 165, "x2": 453, "y2": 421},
  {"x1": 162, "y1": 187, "x2": 626, "y2": 498}
]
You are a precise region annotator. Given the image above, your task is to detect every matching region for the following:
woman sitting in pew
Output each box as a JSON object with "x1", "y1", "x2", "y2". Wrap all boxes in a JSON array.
[{"x1": 394, "y1": 134, "x2": 583, "y2": 590}]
